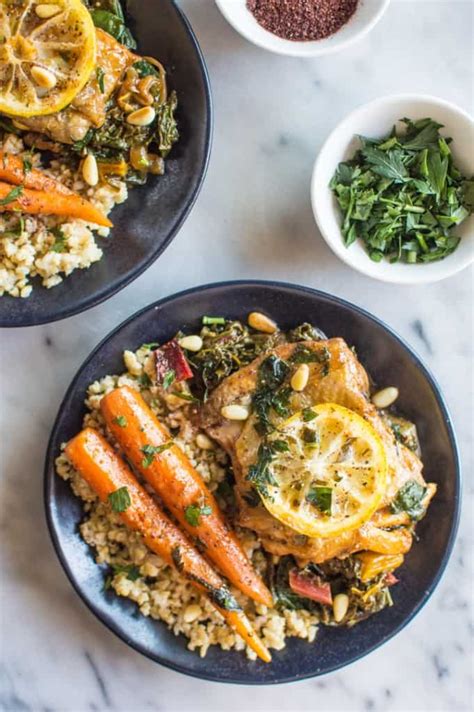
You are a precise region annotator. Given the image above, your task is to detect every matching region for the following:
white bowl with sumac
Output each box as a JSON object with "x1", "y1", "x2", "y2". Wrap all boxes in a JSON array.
[{"x1": 215, "y1": 0, "x2": 390, "y2": 57}]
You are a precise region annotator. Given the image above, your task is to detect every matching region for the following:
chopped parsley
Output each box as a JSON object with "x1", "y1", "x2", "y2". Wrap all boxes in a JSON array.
[
  {"x1": 246, "y1": 443, "x2": 277, "y2": 498},
  {"x1": 391, "y1": 479, "x2": 426, "y2": 520},
  {"x1": 306, "y1": 486, "x2": 332, "y2": 514},
  {"x1": 112, "y1": 415, "x2": 127, "y2": 428},
  {"x1": 302, "y1": 408, "x2": 317, "y2": 422},
  {"x1": 163, "y1": 370, "x2": 176, "y2": 390},
  {"x1": 96, "y1": 66, "x2": 105, "y2": 93},
  {"x1": 171, "y1": 391, "x2": 199, "y2": 403},
  {"x1": 272, "y1": 439, "x2": 290, "y2": 452},
  {"x1": 141, "y1": 342, "x2": 159, "y2": 350},
  {"x1": 141, "y1": 441, "x2": 172, "y2": 468},
  {"x1": 22, "y1": 156, "x2": 32, "y2": 175},
  {"x1": 138, "y1": 372, "x2": 152, "y2": 387},
  {"x1": 0, "y1": 184, "x2": 23, "y2": 206},
  {"x1": 184, "y1": 503, "x2": 212, "y2": 527},
  {"x1": 252, "y1": 356, "x2": 292, "y2": 434},
  {"x1": 108, "y1": 486, "x2": 131, "y2": 513},
  {"x1": 50, "y1": 226, "x2": 67, "y2": 253}
]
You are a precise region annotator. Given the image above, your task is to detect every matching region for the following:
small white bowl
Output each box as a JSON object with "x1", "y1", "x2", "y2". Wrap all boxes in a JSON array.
[
  {"x1": 215, "y1": 0, "x2": 390, "y2": 57},
  {"x1": 311, "y1": 94, "x2": 474, "y2": 284}
]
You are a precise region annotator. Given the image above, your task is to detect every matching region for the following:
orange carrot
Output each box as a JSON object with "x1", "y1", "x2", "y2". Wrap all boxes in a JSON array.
[
  {"x1": 0, "y1": 181, "x2": 112, "y2": 227},
  {"x1": 101, "y1": 386, "x2": 273, "y2": 608},
  {"x1": 65, "y1": 427, "x2": 271, "y2": 663},
  {"x1": 0, "y1": 151, "x2": 73, "y2": 196}
]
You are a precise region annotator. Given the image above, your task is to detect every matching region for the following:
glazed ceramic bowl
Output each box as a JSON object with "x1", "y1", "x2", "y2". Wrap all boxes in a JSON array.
[
  {"x1": 44, "y1": 281, "x2": 460, "y2": 683},
  {"x1": 0, "y1": 0, "x2": 212, "y2": 327},
  {"x1": 215, "y1": 0, "x2": 390, "y2": 57},
  {"x1": 311, "y1": 94, "x2": 474, "y2": 284}
]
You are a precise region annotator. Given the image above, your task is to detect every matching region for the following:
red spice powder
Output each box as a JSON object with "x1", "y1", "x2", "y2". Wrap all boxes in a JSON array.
[{"x1": 247, "y1": 0, "x2": 359, "y2": 41}]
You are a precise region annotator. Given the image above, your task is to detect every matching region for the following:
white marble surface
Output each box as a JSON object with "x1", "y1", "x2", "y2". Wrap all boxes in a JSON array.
[{"x1": 1, "y1": 1, "x2": 473, "y2": 710}]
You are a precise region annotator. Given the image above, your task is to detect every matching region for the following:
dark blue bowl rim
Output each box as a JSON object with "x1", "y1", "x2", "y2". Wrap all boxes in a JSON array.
[
  {"x1": 1, "y1": 1, "x2": 213, "y2": 329},
  {"x1": 44, "y1": 280, "x2": 462, "y2": 684}
]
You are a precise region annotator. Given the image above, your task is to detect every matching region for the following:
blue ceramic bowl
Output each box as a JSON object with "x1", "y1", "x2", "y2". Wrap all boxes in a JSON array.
[
  {"x1": 0, "y1": 0, "x2": 212, "y2": 327},
  {"x1": 44, "y1": 281, "x2": 461, "y2": 684}
]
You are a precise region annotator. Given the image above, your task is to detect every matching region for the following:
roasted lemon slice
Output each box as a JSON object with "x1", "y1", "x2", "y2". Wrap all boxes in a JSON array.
[
  {"x1": 0, "y1": 0, "x2": 96, "y2": 117},
  {"x1": 259, "y1": 403, "x2": 388, "y2": 538}
]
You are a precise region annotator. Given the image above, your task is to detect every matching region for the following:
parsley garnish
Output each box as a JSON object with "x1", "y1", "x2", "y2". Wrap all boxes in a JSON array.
[
  {"x1": 391, "y1": 479, "x2": 426, "y2": 520},
  {"x1": 141, "y1": 342, "x2": 159, "y2": 350},
  {"x1": 112, "y1": 563, "x2": 140, "y2": 580},
  {"x1": 50, "y1": 226, "x2": 67, "y2": 253},
  {"x1": 96, "y1": 66, "x2": 105, "y2": 93},
  {"x1": 0, "y1": 184, "x2": 23, "y2": 206},
  {"x1": 306, "y1": 486, "x2": 332, "y2": 514},
  {"x1": 133, "y1": 59, "x2": 158, "y2": 78},
  {"x1": 172, "y1": 391, "x2": 199, "y2": 403},
  {"x1": 113, "y1": 415, "x2": 127, "y2": 428},
  {"x1": 22, "y1": 156, "x2": 32, "y2": 175},
  {"x1": 108, "y1": 486, "x2": 131, "y2": 513},
  {"x1": 163, "y1": 370, "x2": 176, "y2": 390},
  {"x1": 141, "y1": 441, "x2": 172, "y2": 468},
  {"x1": 302, "y1": 408, "x2": 317, "y2": 422},
  {"x1": 138, "y1": 372, "x2": 152, "y2": 387},
  {"x1": 246, "y1": 443, "x2": 277, "y2": 498},
  {"x1": 184, "y1": 503, "x2": 212, "y2": 527}
]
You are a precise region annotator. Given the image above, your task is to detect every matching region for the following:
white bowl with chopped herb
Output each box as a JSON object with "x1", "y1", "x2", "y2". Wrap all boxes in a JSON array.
[{"x1": 311, "y1": 95, "x2": 474, "y2": 284}]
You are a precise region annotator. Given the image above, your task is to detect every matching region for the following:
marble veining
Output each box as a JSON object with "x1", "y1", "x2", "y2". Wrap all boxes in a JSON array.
[{"x1": 0, "y1": 0, "x2": 473, "y2": 710}]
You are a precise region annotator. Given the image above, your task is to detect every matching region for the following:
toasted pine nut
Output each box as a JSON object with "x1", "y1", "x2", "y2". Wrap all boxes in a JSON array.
[
  {"x1": 221, "y1": 405, "x2": 249, "y2": 421},
  {"x1": 196, "y1": 433, "x2": 214, "y2": 450},
  {"x1": 123, "y1": 349, "x2": 142, "y2": 376},
  {"x1": 126, "y1": 106, "x2": 156, "y2": 126},
  {"x1": 248, "y1": 311, "x2": 277, "y2": 334},
  {"x1": 291, "y1": 364, "x2": 310, "y2": 392},
  {"x1": 179, "y1": 335, "x2": 203, "y2": 352},
  {"x1": 333, "y1": 593, "x2": 349, "y2": 623},
  {"x1": 372, "y1": 387, "x2": 399, "y2": 409},
  {"x1": 35, "y1": 3, "x2": 62, "y2": 18},
  {"x1": 31, "y1": 65, "x2": 57, "y2": 90},
  {"x1": 82, "y1": 153, "x2": 99, "y2": 187}
]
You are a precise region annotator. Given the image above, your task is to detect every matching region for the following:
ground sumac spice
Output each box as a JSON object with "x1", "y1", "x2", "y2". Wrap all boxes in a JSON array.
[{"x1": 247, "y1": 0, "x2": 359, "y2": 41}]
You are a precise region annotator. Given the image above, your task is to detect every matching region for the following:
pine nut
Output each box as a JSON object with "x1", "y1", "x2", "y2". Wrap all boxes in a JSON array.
[
  {"x1": 248, "y1": 311, "x2": 278, "y2": 334},
  {"x1": 372, "y1": 387, "x2": 399, "y2": 409},
  {"x1": 333, "y1": 593, "x2": 349, "y2": 623},
  {"x1": 196, "y1": 433, "x2": 214, "y2": 450},
  {"x1": 291, "y1": 364, "x2": 309, "y2": 392},
  {"x1": 183, "y1": 603, "x2": 202, "y2": 623},
  {"x1": 178, "y1": 335, "x2": 203, "y2": 352},
  {"x1": 31, "y1": 65, "x2": 57, "y2": 90},
  {"x1": 123, "y1": 349, "x2": 142, "y2": 376},
  {"x1": 82, "y1": 153, "x2": 99, "y2": 187},
  {"x1": 221, "y1": 404, "x2": 249, "y2": 421},
  {"x1": 35, "y1": 3, "x2": 62, "y2": 18},
  {"x1": 126, "y1": 106, "x2": 156, "y2": 126}
]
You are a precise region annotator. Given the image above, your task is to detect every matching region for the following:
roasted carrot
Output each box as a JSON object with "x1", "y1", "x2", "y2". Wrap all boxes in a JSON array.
[
  {"x1": 0, "y1": 151, "x2": 73, "y2": 196},
  {"x1": 0, "y1": 182, "x2": 112, "y2": 227},
  {"x1": 65, "y1": 427, "x2": 271, "y2": 663},
  {"x1": 101, "y1": 386, "x2": 273, "y2": 608}
]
